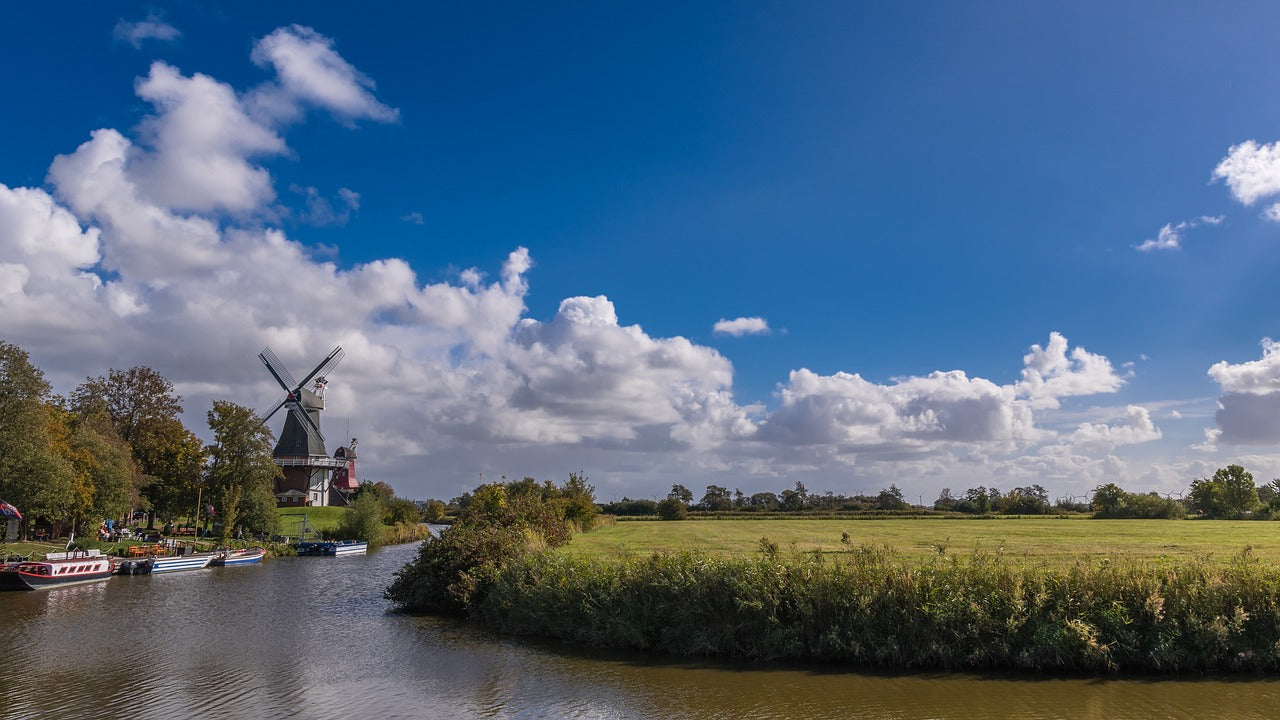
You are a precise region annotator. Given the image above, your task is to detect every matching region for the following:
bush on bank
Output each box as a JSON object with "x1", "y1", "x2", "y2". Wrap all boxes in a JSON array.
[
  {"x1": 386, "y1": 473, "x2": 597, "y2": 613},
  {"x1": 472, "y1": 545, "x2": 1280, "y2": 673}
]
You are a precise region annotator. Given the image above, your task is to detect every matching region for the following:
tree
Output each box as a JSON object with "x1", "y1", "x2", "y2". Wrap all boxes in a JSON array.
[
  {"x1": 560, "y1": 471, "x2": 599, "y2": 531},
  {"x1": 339, "y1": 492, "x2": 386, "y2": 545},
  {"x1": 780, "y1": 481, "x2": 809, "y2": 511},
  {"x1": 668, "y1": 484, "x2": 693, "y2": 504},
  {"x1": 876, "y1": 484, "x2": 907, "y2": 511},
  {"x1": 72, "y1": 367, "x2": 205, "y2": 523},
  {"x1": 700, "y1": 485, "x2": 733, "y2": 511},
  {"x1": 657, "y1": 497, "x2": 688, "y2": 520},
  {"x1": 998, "y1": 485, "x2": 1050, "y2": 515},
  {"x1": 204, "y1": 400, "x2": 281, "y2": 539},
  {"x1": 1091, "y1": 483, "x2": 1126, "y2": 515},
  {"x1": 385, "y1": 497, "x2": 422, "y2": 525},
  {"x1": 748, "y1": 492, "x2": 779, "y2": 510},
  {"x1": 958, "y1": 486, "x2": 997, "y2": 514},
  {"x1": 71, "y1": 408, "x2": 142, "y2": 522},
  {"x1": 0, "y1": 342, "x2": 78, "y2": 537},
  {"x1": 422, "y1": 499, "x2": 447, "y2": 523},
  {"x1": 1189, "y1": 465, "x2": 1260, "y2": 519},
  {"x1": 933, "y1": 488, "x2": 957, "y2": 511}
]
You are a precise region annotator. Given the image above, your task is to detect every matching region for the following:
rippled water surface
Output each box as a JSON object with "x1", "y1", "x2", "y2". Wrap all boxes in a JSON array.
[{"x1": 3, "y1": 541, "x2": 1280, "y2": 719}]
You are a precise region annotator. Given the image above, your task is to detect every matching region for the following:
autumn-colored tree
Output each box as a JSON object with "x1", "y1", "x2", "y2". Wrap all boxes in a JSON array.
[{"x1": 72, "y1": 367, "x2": 205, "y2": 523}]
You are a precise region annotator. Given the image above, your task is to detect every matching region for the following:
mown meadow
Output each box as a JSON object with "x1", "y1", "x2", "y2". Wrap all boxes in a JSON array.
[{"x1": 558, "y1": 516, "x2": 1280, "y2": 567}]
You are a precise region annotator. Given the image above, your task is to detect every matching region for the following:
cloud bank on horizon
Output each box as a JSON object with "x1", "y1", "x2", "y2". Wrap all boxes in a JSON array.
[{"x1": 2, "y1": 20, "x2": 1279, "y2": 501}]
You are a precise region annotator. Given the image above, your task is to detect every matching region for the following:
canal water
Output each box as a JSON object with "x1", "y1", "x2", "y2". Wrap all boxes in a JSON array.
[{"x1": 3, "y1": 541, "x2": 1279, "y2": 719}]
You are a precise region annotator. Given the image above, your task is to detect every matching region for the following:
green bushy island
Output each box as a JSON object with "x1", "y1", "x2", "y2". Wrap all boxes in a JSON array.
[{"x1": 387, "y1": 478, "x2": 1280, "y2": 674}]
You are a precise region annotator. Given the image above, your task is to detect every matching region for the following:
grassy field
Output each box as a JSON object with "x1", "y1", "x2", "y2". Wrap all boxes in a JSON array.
[
  {"x1": 558, "y1": 516, "x2": 1280, "y2": 567},
  {"x1": 277, "y1": 506, "x2": 346, "y2": 539}
]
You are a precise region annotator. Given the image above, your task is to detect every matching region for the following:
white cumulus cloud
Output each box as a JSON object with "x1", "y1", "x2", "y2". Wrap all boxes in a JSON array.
[
  {"x1": 1069, "y1": 405, "x2": 1162, "y2": 453},
  {"x1": 1214, "y1": 140, "x2": 1280, "y2": 208},
  {"x1": 249, "y1": 25, "x2": 399, "y2": 125},
  {"x1": 713, "y1": 316, "x2": 770, "y2": 336},
  {"x1": 1016, "y1": 332, "x2": 1124, "y2": 409}
]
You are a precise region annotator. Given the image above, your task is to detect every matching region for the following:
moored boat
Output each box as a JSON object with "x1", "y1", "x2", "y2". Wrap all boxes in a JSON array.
[
  {"x1": 210, "y1": 547, "x2": 266, "y2": 566},
  {"x1": 151, "y1": 552, "x2": 215, "y2": 573},
  {"x1": 117, "y1": 551, "x2": 215, "y2": 575},
  {"x1": 0, "y1": 550, "x2": 114, "y2": 590},
  {"x1": 296, "y1": 540, "x2": 368, "y2": 556}
]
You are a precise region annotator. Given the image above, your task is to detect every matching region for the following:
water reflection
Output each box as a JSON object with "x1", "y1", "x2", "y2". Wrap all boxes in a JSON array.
[{"x1": 2, "y1": 542, "x2": 1279, "y2": 719}]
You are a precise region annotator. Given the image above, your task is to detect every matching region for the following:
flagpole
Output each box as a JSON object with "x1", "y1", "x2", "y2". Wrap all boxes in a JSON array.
[{"x1": 194, "y1": 483, "x2": 202, "y2": 540}]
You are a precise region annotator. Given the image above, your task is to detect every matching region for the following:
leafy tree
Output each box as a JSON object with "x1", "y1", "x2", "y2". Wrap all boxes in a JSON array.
[
  {"x1": 748, "y1": 492, "x2": 779, "y2": 510},
  {"x1": 1091, "y1": 483, "x2": 1126, "y2": 514},
  {"x1": 355, "y1": 480, "x2": 397, "y2": 501},
  {"x1": 668, "y1": 484, "x2": 694, "y2": 504},
  {"x1": 1258, "y1": 479, "x2": 1280, "y2": 507},
  {"x1": 876, "y1": 484, "x2": 907, "y2": 511},
  {"x1": 559, "y1": 471, "x2": 599, "y2": 531},
  {"x1": 700, "y1": 484, "x2": 734, "y2": 511},
  {"x1": 933, "y1": 488, "x2": 957, "y2": 511},
  {"x1": 1189, "y1": 465, "x2": 1260, "y2": 519},
  {"x1": 956, "y1": 486, "x2": 998, "y2": 514},
  {"x1": 72, "y1": 366, "x2": 204, "y2": 522},
  {"x1": 780, "y1": 481, "x2": 809, "y2": 511},
  {"x1": 70, "y1": 408, "x2": 141, "y2": 523},
  {"x1": 339, "y1": 491, "x2": 387, "y2": 545},
  {"x1": 385, "y1": 497, "x2": 422, "y2": 525},
  {"x1": 422, "y1": 499, "x2": 447, "y2": 523},
  {"x1": 204, "y1": 400, "x2": 281, "y2": 538},
  {"x1": 0, "y1": 342, "x2": 79, "y2": 537},
  {"x1": 1091, "y1": 483, "x2": 1184, "y2": 519},
  {"x1": 998, "y1": 485, "x2": 1050, "y2": 515},
  {"x1": 657, "y1": 497, "x2": 688, "y2": 520}
]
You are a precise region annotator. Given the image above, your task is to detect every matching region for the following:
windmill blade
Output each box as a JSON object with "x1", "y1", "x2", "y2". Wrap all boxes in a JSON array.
[
  {"x1": 289, "y1": 401, "x2": 327, "y2": 445},
  {"x1": 314, "y1": 346, "x2": 345, "y2": 380},
  {"x1": 259, "y1": 396, "x2": 288, "y2": 424},
  {"x1": 260, "y1": 347, "x2": 298, "y2": 388},
  {"x1": 296, "y1": 346, "x2": 344, "y2": 390},
  {"x1": 259, "y1": 348, "x2": 298, "y2": 393}
]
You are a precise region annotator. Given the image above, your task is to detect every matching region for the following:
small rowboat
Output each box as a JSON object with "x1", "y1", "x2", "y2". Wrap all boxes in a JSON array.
[
  {"x1": 0, "y1": 550, "x2": 114, "y2": 590},
  {"x1": 210, "y1": 547, "x2": 266, "y2": 566}
]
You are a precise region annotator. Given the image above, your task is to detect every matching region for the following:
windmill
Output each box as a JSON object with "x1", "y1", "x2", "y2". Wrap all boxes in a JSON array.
[{"x1": 259, "y1": 346, "x2": 354, "y2": 507}]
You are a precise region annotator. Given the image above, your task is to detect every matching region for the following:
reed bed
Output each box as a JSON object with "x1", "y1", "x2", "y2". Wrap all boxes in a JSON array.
[{"x1": 475, "y1": 544, "x2": 1280, "y2": 673}]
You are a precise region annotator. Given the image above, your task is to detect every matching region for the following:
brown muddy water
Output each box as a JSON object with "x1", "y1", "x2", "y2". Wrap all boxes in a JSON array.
[{"x1": 2, "y1": 540, "x2": 1277, "y2": 719}]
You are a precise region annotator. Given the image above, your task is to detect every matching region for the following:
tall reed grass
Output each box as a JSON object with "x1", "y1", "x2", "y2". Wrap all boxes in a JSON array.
[{"x1": 473, "y1": 544, "x2": 1280, "y2": 672}]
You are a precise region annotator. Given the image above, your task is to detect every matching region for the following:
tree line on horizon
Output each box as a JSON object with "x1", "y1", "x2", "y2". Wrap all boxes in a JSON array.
[{"x1": 595, "y1": 466, "x2": 1280, "y2": 521}]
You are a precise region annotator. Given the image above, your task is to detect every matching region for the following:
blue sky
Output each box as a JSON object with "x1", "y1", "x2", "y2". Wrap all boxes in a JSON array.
[{"x1": 4, "y1": 2, "x2": 1280, "y2": 502}]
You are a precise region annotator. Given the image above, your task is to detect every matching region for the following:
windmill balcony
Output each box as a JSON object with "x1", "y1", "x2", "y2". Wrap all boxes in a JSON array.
[{"x1": 273, "y1": 456, "x2": 349, "y2": 469}]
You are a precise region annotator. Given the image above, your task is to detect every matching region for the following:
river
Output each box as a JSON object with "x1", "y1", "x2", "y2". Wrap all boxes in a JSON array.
[{"x1": 2, "y1": 541, "x2": 1278, "y2": 719}]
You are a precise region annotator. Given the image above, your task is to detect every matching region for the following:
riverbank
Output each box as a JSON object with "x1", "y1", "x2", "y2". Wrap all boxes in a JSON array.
[
  {"x1": 474, "y1": 544, "x2": 1280, "y2": 673},
  {"x1": 389, "y1": 508, "x2": 1280, "y2": 673}
]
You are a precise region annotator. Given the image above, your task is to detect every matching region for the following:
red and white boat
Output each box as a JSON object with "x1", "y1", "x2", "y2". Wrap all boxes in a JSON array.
[{"x1": 0, "y1": 550, "x2": 114, "y2": 590}]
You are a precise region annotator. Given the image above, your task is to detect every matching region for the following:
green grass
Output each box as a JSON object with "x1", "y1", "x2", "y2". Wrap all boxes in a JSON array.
[
  {"x1": 559, "y1": 516, "x2": 1280, "y2": 567},
  {"x1": 277, "y1": 506, "x2": 347, "y2": 538}
]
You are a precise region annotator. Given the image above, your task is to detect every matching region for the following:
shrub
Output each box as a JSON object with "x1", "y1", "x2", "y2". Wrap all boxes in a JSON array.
[
  {"x1": 657, "y1": 498, "x2": 688, "y2": 520},
  {"x1": 387, "y1": 473, "x2": 599, "y2": 613}
]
